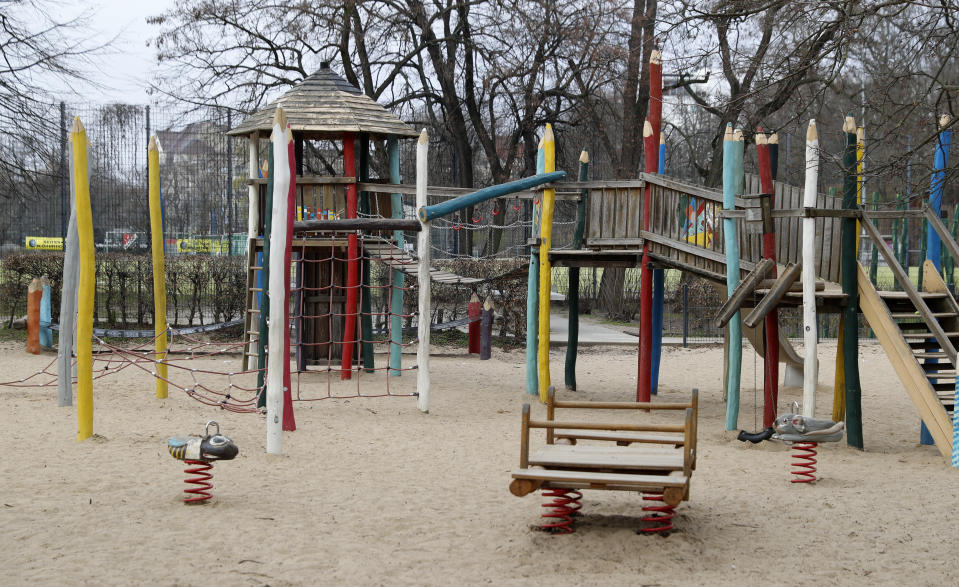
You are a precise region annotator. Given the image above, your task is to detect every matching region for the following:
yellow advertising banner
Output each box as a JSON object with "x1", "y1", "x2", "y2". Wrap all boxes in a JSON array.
[
  {"x1": 176, "y1": 238, "x2": 229, "y2": 254},
  {"x1": 25, "y1": 236, "x2": 64, "y2": 251}
]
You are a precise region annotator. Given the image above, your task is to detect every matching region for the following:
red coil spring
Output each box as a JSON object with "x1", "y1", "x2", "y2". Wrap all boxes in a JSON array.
[
  {"x1": 540, "y1": 488, "x2": 582, "y2": 534},
  {"x1": 791, "y1": 441, "x2": 818, "y2": 483},
  {"x1": 183, "y1": 460, "x2": 213, "y2": 503},
  {"x1": 639, "y1": 493, "x2": 675, "y2": 534}
]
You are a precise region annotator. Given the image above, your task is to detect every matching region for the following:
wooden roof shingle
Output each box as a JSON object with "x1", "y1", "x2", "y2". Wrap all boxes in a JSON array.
[{"x1": 227, "y1": 63, "x2": 418, "y2": 139}]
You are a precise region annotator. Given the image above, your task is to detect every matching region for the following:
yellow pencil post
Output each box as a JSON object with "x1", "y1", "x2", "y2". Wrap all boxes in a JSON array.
[
  {"x1": 148, "y1": 136, "x2": 168, "y2": 399},
  {"x1": 833, "y1": 315, "x2": 846, "y2": 422},
  {"x1": 537, "y1": 124, "x2": 556, "y2": 402},
  {"x1": 856, "y1": 126, "x2": 864, "y2": 254},
  {"x1": 72, "y1": 118, "x2": 95, "y2": 441}
]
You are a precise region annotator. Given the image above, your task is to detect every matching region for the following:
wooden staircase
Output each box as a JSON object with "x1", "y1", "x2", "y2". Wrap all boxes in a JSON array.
[{"x1": 858, "y1": 209, "x2": 959, "y2": 457}]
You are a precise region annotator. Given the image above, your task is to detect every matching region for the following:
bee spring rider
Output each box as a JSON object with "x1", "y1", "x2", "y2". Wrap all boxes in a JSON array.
[{"x1": 167, "y1": 421, "x2": 238, "y2": 503}]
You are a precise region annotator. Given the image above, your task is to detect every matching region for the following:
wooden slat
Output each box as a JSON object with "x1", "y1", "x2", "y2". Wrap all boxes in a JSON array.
[
  {"x1": 552, "y1": 429, "x2": 685, "y2": 445},
  {"x1": 511, "y1": 468, "x2": 687, "y2": 487}
]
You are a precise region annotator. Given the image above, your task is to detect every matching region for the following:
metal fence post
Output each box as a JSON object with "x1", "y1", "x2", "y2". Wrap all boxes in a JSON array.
[
  {"x1": 227, "y1": 109, "x2": 234, "y2": 236},
  {"x1": 682, "y1": 282, "x2": 688, "y2": 348}
]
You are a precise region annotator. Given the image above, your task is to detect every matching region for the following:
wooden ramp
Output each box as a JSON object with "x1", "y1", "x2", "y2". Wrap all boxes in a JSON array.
[{"x1": 362, "y1": 239, "x2": 484, "y2": 286}]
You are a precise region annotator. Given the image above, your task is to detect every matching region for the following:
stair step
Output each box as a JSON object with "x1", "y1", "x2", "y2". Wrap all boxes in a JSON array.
[
  {"x1": 915, "y1": 352, "x2": 950, "y2": 359},
  {"x1": 925, "y1": 370, "x2": 957, "y2": 378},
  {"x1": 890, "y1": 312, "x2": 956, "y2": 319},
  {"x1": 879, "y1": 291, "x2": 948, "y2": 299},
  {"x1": 903, "y1": 331, "x2": 959, "y2": 339}
]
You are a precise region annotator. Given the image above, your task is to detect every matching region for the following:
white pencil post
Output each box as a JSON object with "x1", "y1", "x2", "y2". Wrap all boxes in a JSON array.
[
  {"x1": 266, "y1": 109, "x2": 291, "y2": 454},
  {"x1": 416, "y1": 129, "x2": 431, "y2": 413},
  {"x1": 802, "y1": 120, "x2": 820, "y2": 418}
]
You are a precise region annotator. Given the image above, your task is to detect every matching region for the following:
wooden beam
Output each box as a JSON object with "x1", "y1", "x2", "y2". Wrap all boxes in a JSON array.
[
  {"x1": 744, "y1": 262, "x2": 803, "y2": 328},
  {"x1": 714, "y1": 258, "x2": 774, "y2": 328},
  {"x1": 293, "y1": 218, "x2": 421, "y2": 233}
]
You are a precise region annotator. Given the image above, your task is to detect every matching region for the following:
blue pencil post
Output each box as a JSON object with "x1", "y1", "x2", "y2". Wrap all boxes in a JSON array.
[
  {"x1": 39, "y1": 278, "x2": 52, "y2": 348},
  {"x1": 723, "y1": 124, "x2": 743, "y2": 430},
  {"x1": 923, "y1": 116, "x2": 952, "y2": 446},
  {"x1": 650, "y1": 133, "x2": 666, "y2": 394}
]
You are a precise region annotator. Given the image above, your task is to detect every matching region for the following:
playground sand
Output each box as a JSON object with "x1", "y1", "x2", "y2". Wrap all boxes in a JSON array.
[{"x1": 0, "y1": 340, "x2": 954, "y2": 586}]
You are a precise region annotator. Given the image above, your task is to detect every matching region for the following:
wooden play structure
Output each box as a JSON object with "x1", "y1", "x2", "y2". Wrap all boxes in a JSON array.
[{"x1": 510, "y1": 388, "x2": 698, "y2": 533}]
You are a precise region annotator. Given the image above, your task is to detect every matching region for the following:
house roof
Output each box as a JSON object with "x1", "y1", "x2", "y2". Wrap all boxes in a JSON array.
[{"x1": 227, "y1": 63, "x2": 418, "y2": 139}]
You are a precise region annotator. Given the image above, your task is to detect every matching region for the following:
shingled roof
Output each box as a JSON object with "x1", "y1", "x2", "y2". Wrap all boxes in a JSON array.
[{"x1": 227, "y1": 63, "x2": 418, "y2": 139}]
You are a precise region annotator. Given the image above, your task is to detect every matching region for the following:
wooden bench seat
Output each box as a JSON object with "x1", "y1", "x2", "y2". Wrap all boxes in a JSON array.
[
  {"x1": 528, "y1": 444, "x2": 686, "y2": 471},
  {"x1": 510, "y1": 468, "x2": 688, "y2": 504},
  {"x1": 553, "y1": 428, "x2": 685, "y2": 446}
]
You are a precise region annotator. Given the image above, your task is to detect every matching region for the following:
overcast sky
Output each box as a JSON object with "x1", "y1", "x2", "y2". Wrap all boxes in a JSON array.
[{"x1": 61, "y1": 0, "x2": 176, "y2": 104}]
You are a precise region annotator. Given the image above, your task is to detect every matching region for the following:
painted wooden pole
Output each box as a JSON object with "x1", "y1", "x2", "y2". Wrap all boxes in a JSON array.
[
  {"x1": 26, "y1": 277, "x2": 41, "y2": 354},
  {"x1": 359, "y1": 135, "x2": 375, "y2": 372},
  {"x1": 537, "y1": 125, "x2": 557, "y2": 402},
  {"x1": 281, "y1": 126, "x2": 297, "y2": 432},
  {"x1": 756, "y1": 129, "x2": 779, "y2": 428},
  {"x1": 388, "y1": 136, "x2": 405, "y2": 375},
  {"x1": 856, "y1": 127, "x2": 864, "y2": 256},
  {"x1": 722, "y1": 124, "x2": 742, "y2": 430},
  {"x1": 468, "y1": 293, "x2": 482, "y2": 354},
  {"x1": 480, "y1": 296, "x2": 493, "y2": 360},
  {"x1": 651, "y1": 133, "x2": 667, "y2": 395},
  {"x1": 564, "y1": 150, "x2": 589, "y2": 390},
  {"x1": 147, "y1": 136, "x2": 168, "y2": 399},
  {"x1": 57, "y1": 148, "x2": 80, "y2": 407},
  {"x1": 637, "y1": 120, "x2": 657, "y2": 401},
  {"x1": 418, "y1": 172, "x2": 564, "y2": 222},
  {"x1": 526, "y1": 138, "x2": 544, "y2": 397},
  {"x1": 39, "y1": 277, "x2": 52, "y2": 348},
  {"x1": 266, "y1": 108, "x2": 291, "y2": 455},
  {"x1": 802, "y1": 120, "x2": 820, "y2": 418},
  {"x1": 342, "y1": 132, "x2": 360, "y2": 380},
  {"x1": 841, "y1": 115, "x2": 864, "y2": 449},
  {"x1": 415, "y1": 129, "x2": 431, "y2": 413},
  {"x1": 256, "y1": 144, "x2": 274, "y2": 407},
  {"x1": 72, "y1": 117, "x2": 95, "y2": 442},
  {"x1": 869, "y1": 191, "x2": 880, "y2": 285}
]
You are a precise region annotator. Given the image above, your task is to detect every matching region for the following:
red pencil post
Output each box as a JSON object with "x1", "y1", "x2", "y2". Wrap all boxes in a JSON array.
[{"x1": 756, "y1": 130, "x2": 779, "y2": 427}]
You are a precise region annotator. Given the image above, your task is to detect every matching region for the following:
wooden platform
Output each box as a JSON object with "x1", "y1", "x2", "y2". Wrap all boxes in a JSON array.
[{"x1": 362, "y1": 240, "x2": 484, "y2": 285}]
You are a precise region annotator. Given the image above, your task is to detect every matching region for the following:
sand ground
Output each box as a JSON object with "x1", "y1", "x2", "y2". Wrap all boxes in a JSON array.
[{"x1": 0, "y1": 339, "x2": 955, "y2": 586}]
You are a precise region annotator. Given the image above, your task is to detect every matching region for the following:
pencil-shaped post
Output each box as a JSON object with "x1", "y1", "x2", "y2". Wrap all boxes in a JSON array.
[
  {"x1": 281, "y1": 126, "x2": 296, "y2": 432},
  {"x1": 537, "y1": 124, "x2": 556, "y2": 402},
  {"x1": 637, "y1": 120, "x2": 657, "y2": 401},
  {"x1": 256, "y1": 144, "x2": 274, "y2": 407},
  {"x1": 57, "y1": 141, "x2": 80, "y2": 406},
  {"x1": 756, "y1": 129, "x2": 779, "y2": 428},
  {"x1": 388, "y1": 136, "x2": 405, "y2": 375},
  {"x1": 564, "y1": 150, "x2": 589, "y2": 390},
  {"x1": 415, "y1": 130, "x2": 431, "y2": 413},
  {"x1": 722, "y1": 124, "x2": 742, "y2": 430},
  {"x1": 802, "y1": 120, "x2": 819, "y2": 418},
  {"x1": 266, "y1": 108, "x2": 291, "y2": 454},
  {"x1": 342, "y1": 132, "x2": 359, "y2": 379},
  {"x1": 526, "y1": 138, "x2": 544, "y2": 396},
  {"x1": 648, "y1": 49, "x2": 665, "y2": 396},
  {"x1": 72, "y1": 118, "x2": 95, "y2": 441},
  {"x1": 841, "y1": 115, "x2": 863, "y2": 449},
  {"x1": 148, "y1": 136, "x2": 168, "y2": 399}
]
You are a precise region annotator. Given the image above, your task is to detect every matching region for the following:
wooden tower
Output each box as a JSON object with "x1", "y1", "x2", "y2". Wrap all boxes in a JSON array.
[{"x1": 228, "y1": 62, "x2": 418, "y2": 370}]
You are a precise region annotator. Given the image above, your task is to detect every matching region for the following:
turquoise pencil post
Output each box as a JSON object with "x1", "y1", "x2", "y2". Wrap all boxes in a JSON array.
[
  {"x1": 723, "y1": 124, "x2": 742, "y2": 430},
  {"x1": 525, "y1": 138, "x2": 545, "y2": 396}
]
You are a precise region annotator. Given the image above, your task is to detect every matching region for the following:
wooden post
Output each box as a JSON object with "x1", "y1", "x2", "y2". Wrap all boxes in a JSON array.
[
  {"x1": 526, "y1": 138, "x2": 544, "y2": 397},
  {"x1": 841, "y1": 115, "x2": 863, "y2": 449},
  {"x1": 649, "y1": 50, "x2": 665, "y2": 396},
  {"x1": 802, "y1": 120, "x2": 819, "y2": 418},
  {"x1": 38, "y1": 277, "x2": 52, "y2": 349},
  {"x1": 537, "y1": 125, "x2": 557, "y2": 402},
  {"x1": 57, "y1": 150, "x2": 80, "y2": 407},
  {"x1": 722, "y1": 123, "x2": 742, "y2": 430},
  {"x1": 342, "y1": 132, "x2": 359, "y2": 380},
  {"x1": 637, "y1": 120, "x2": 657, "y2": 402},
  {"x1": 415, "y1": 130, "x2": 431, "y2": 413},
  {"x1": 359, "y1": 134, "x2": 375, "y2": 372},
  {"x1": 247, "y1": 132, "x2": 259, "y2": 241},
  {"x1": 266, "y1": 108, "x2": 291, "y2": 454},
  {"x1": 564, "y1": 150, "x2": 589, "y2": 390},
  {"x1": 26, "y1": 277, "x2": 42, "y2": 354},
  {"x1": 756, "y1": 129, "x2": 779, "y2": 428},
  {"x1": 256, "y1": 144, "x2": 274, "y2": 407},
  {"x1": 857, "y1": 127, "x2": 864, "y2": 255},
  {"x1": 388, "y1": 136, "x2": 405, "y2": 375},
  {"x1": 468, "y1": 292, "x2": 482, "y2": 354},
  {"x1": 71, "y1": 118, "x2": 95, "y2": 442},
  {"x1": 281, "y1": 126, "x2": 296, "y2": 432},
  {"x1": 869, "y1": 191, "x2": 880, "y2": 285},
  {"x1": 480, "y1": 296, "x2": 493, "y2": 360},
  {"x1": 148, "y1": 136, "x2": 168, "y2": 399}
]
